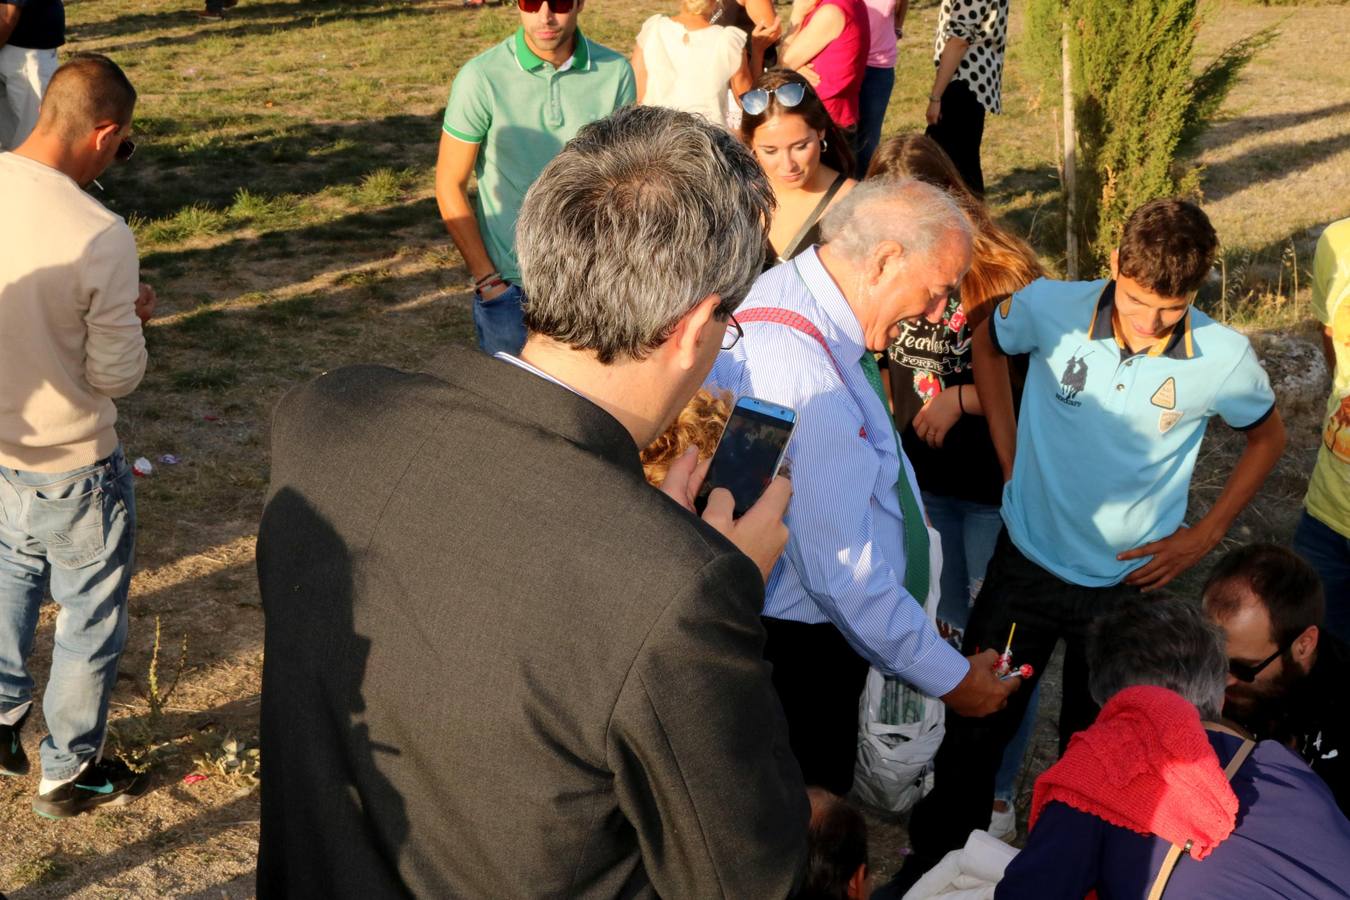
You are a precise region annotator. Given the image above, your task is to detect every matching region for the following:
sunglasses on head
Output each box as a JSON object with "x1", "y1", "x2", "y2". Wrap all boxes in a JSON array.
[
  {"x1": 115, "y1": 138, "x2": 136, "y2": 161},
  {"x1": 739, "y1": 82, "x2": 807, "y2": 117},
  {"x1": 517, "y1": 0, "x2": 576, "y2": 12},
  {"x1": 1228, "y1": 645, "x2": 1287, "y2": 683}
]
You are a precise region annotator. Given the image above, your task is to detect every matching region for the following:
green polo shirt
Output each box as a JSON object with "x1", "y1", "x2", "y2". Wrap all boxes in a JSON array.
[{"x1": 442, "y1": 28, "x2": 636, "y2": 285}]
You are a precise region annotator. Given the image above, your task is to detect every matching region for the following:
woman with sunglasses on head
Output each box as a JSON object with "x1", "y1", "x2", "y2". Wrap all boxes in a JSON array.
[
  {"x1": 868, "y1": 133, "x2": 1043, "y2": 841},
  {"x1": 778, "y1": 0, "x2": 869, "y2": 132},
  {"x1": 740, "y1": 68, "x2": 856, "y2": 268},
  {"x1": 632, "y1": 0, "x2": 780, "y2": 128}
]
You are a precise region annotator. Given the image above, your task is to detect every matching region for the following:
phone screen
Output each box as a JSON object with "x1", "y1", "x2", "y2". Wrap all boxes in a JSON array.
[{"x1": 695, "y1": 398, "x2": 796, "y2": 518}]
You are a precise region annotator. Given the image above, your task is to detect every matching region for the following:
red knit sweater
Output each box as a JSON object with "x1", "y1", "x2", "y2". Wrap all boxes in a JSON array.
[{"x1": 1028, "y1": 685, "x2": 1239, "y2": 862}]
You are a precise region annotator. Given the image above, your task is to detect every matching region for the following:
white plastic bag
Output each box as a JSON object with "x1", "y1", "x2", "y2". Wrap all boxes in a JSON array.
[{"x1": 852, "y1": 525, "x2": 947, "y2": 815}]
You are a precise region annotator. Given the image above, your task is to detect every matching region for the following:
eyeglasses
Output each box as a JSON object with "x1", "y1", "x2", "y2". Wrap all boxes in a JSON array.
[
  {"x1": 1228, "y1": 646, "x2": 1286, "y2": 683},
  {"x1": 720, "y1": 311, "x2": 743, "y2": 351},
  {"x1": 739, "y1": 82, "x2": 807, "y2": 117},
  {"x1": 115, "y1": 138, "x2": 136, "y2": 162},
  {"x1": 517, "y1": 0, "x2": 576, "y2": 12}
]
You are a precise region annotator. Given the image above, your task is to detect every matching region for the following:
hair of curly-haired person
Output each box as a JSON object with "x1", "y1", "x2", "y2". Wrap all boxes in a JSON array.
[{"x1": 640, "y1": 389, "x2": 732, "y2": 487}]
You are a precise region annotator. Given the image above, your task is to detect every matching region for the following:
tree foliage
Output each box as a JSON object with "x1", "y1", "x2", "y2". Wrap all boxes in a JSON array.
[{"x1": 1024, "y1": 0, "x2": 1276, "y2": 273}]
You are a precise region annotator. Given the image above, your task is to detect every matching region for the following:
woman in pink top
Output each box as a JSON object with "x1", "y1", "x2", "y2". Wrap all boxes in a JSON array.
[{"x1": 779, "y1": 0, "x2": 870, "y2": 129}]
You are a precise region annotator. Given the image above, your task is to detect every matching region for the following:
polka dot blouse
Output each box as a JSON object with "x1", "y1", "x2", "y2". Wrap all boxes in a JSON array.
[{"x1": 932, "y1": 0, "x2": 1009, "y2": 114}]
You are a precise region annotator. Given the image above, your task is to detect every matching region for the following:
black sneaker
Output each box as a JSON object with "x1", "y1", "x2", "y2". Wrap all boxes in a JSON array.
[
  {"x1": 32, "y1": 757, "x2": 147, "y2": 819},
  {"x1": 0, "y1": 708, "x2": 29, "y2": 776}
]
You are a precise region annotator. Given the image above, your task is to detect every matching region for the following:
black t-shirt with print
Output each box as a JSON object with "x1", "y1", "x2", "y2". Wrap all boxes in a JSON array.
[{"x1": 885, "y1": 294, "x2": 1007, "y2": 507}]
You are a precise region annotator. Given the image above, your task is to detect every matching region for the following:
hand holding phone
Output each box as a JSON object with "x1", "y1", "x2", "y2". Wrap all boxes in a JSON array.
[
  {"x1": 694, "y1": 396, "x2": 797, "y2": 517},
  {"x1": 701, "y1": 475, "x2": 793, "y2": 583}
]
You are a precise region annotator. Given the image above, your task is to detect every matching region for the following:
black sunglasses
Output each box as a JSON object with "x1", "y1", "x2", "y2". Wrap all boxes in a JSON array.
[
  {"x1": 517, "y1": 0, "x2": 576, "y2": 12},
  {"x1": 115, "y1": 138, "x2": 136, "y2": 161},
  {"x1": 739, "y1": 82, "x2": 807, "y2": 117},
  {"x1": 1228, "y1": 645, "x2": 1286, "y2": 683}
]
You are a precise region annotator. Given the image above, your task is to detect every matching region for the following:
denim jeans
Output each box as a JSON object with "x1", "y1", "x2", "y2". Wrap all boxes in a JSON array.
[
  {"x1": 0, "y1": 449, "x2": 136, "y2": 780},
  {"x1": 1294, "y1": 509, "x2": 1350, "y2": 645},
  {"x1": 923, "y1": 492, "x2": 1003, "y2": 633},
  {"x1": 922, "y1": 492, "x2": 1030, "y2": 800},
  {"x1": 854, "y1": 65, "x2": 896, "y2": 178},
  {"x1": 472, "y1": 283, "x2": 528, "y2": 357}
]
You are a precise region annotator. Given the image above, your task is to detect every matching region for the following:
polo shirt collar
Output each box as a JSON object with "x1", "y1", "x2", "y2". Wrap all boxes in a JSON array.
[
  {"x1": 1086, "y1": 280, "x2": 1196, "y2": 361},
  {"x1": 513, "y1": 27, "x2": 591, "y2": 73},
  {"x1": 791, "y1": 247, "x2": 866, "y2": 361}
]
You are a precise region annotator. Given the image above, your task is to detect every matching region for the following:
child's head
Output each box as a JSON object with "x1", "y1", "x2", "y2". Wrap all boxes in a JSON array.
[
  {"x1": 640, "y1": 388, "x2": 732, "y2": 487},
  {"x1": 1113, "y1": 198, "x2": 1218, "y2": 300}
]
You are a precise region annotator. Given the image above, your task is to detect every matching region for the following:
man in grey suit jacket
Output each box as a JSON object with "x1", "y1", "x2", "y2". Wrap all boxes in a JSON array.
[{"x1": 256, "y1": 105, "x2": 808, "y2": 898}]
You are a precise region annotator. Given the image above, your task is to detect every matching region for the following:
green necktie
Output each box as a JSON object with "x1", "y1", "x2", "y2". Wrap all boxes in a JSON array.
[{"x1": 858, "y1": 351, "x2": 931, "y2": 603}]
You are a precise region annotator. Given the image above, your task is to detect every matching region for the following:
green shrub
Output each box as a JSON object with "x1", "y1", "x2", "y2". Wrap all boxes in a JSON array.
[{"x1": 1024, "y1": 0, "x2": 1276, "y2": 273}]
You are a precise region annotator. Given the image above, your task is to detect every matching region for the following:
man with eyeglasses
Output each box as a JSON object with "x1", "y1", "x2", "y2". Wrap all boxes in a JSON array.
[
  {"x1": 435, "y1": 0, "x2": 635, "y2": 356},
  {"x1": 1203, "y1": 543, "x2": 1349, "y2": 819},
  {"x1": 0, "y1": 53, "x2": 155, "y2": 817}
]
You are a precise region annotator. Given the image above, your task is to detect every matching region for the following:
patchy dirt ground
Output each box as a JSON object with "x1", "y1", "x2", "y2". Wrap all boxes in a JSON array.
[{"x1": 2, "y1": 0, "x2": 1347, "y2": 895}]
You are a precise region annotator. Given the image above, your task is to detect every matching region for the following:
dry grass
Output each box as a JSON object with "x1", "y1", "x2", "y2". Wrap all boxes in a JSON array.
[{"x1": 2, "y1": 0, "x2": 1347, "y2": 894}]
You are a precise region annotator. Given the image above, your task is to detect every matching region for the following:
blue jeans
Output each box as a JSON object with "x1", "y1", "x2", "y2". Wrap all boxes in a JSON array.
[
  {"x1": 472, "y1": 283, "x2": 528, "y2": 357},
  {"x1": 923, "y1": 493, "x2": 1003, "y2": 633},
  {"x1": 0, "y1": 449, "x2": 136, "y2": 780},
  {"x1": 854, "y1": 65, "x2": 896, "y2": 178},
  {"x1": 923, "y1": 493, "x2": 1032, "y2": 801},
  {"x1": 1294, "y1": 509, "x2": 1350, "y2": 645}
]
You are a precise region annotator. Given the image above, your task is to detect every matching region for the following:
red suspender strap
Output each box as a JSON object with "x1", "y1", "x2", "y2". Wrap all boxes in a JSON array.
[
  {"x1": 734, "y1": 307, "x2": 847, "y2": 383},
  {"x1": 733, "y1": 306, "x2": 868, "y2": 438}
]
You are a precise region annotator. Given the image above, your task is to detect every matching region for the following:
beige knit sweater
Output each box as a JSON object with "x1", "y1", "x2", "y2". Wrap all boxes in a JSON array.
[{"x1": 0, "y1": 152, "x2": 147, "y2": 473}]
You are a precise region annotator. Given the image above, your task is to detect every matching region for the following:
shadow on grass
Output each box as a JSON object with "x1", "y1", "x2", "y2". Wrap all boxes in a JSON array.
[
  {"x1": 1202, "y1": 130, "x2": 1350, "y2": 203},
  {"x1": 137, "y1": 195, "x2": 442, "y2": 285},
  {"x1": 8, "y1": 792, "x2": 261, "y2": 900},
  {"x1": 99, "y1": 112, "x2": 441, "y2": 224},
  {"x1": 72, "y1": 0, "x2": 466, "y2": 49},
  {"x1": 1201, "y1": 98, "x2": 1350, "y2": 145}
]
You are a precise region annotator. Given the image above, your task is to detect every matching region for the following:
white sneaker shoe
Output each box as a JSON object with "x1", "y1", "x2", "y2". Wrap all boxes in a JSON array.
[{"x1": 989, "y1": 802, "x2": 1016, "y2": 842}]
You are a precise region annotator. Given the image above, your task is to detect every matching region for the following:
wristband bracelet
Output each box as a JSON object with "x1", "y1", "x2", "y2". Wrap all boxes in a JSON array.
[
  {"x1": 929, "y1": 94, "x2": 942, "y2": 103},
  {"x1": 473, "y1": 271, "x2": 502, "y2": 289},
  {"x1": 958, "y1": 384, "x2": 967, "y2": 415}
]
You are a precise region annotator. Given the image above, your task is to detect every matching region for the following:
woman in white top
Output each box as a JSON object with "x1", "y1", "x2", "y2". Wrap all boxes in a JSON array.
[{"x1": 633, "y1": 0, "x2": 778, "y2": 128}]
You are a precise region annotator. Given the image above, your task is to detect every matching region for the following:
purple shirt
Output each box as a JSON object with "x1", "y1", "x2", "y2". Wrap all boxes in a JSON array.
[{"x1": 997, "y1": 732, "x2": 1350, "y2": 899}]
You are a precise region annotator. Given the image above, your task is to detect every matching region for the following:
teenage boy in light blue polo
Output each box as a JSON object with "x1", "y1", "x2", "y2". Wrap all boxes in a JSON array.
[
  {"x1": 434, "y1": 0, "x2": 635, "y2": 356},
  {"x1": 894, "y1": 199, "x2": 1288, "y2": 890}
]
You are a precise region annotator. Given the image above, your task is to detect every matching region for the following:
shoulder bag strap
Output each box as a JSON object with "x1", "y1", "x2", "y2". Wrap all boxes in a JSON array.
[
  {"x1": 780, "y1": 172, "x2": 848, "y2": 262},
  {"x1": 1146, "y1": 734, "x2": 1257, "y2": 900}
]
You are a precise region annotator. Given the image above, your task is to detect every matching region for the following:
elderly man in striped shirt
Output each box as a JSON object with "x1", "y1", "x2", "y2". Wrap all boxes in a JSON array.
[{"x1": 707, "y1": 177, "x2": 1016, "y2": 794}]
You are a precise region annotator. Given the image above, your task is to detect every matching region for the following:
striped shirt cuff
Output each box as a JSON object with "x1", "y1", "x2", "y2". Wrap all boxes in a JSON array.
[{"x1": 892, "y1": 639, "x2": 970, "y2": 699}]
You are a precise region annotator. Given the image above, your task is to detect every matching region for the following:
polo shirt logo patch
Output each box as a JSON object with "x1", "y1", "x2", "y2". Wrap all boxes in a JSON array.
[
  {"x1": 1055, "y1": 352, "x2": 1088, "y2": 407},
  {"x1": 1158, "y1": 410, "x2": 1183, "y2": 434},
  {"x1": 1151, "y1": 377, "x2": 1177, "y2": 410}
]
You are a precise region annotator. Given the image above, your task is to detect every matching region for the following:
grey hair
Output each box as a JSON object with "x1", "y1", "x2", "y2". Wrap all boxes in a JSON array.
[
  {"x1": 1087, "y1": 593, "x2": 1228, "y2": 719},
  {"x1": 517, "y1": 105, "x2": 774, "y2": 364},
  {"x1": 818, "y1": 176, "x2": 972, "y2": 263}
]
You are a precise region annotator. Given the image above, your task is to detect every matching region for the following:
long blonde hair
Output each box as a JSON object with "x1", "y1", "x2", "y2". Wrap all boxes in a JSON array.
[{"x1": 867, "y1": 133, "x2": 1044, "y2": 329}]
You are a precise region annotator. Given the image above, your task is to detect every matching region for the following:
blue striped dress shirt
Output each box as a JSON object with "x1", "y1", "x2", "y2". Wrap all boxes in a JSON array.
[{"x1": 707, "y1": 248, "x2": 970, "y2": 698}]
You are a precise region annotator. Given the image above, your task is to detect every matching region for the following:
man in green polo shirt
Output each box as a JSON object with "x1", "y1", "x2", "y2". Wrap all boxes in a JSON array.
[{"x1": 435, "y1": 0, "x2": 635, "y2": 356}]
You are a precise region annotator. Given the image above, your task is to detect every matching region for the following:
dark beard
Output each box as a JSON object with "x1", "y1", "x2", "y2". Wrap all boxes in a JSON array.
[{"x1": 1223, "y1": 662, "x2": 1307, "y2": 740}]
